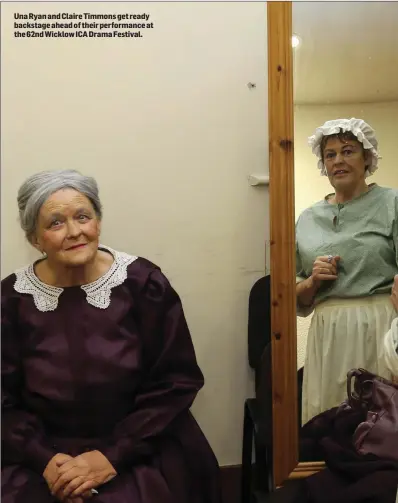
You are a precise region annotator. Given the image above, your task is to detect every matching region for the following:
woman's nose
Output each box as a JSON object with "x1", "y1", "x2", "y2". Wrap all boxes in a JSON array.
[
  {"x1": 67, "y1": 221, "x2": 81, "y2": 237},
  {"x1": 333, "y1": 153, "x2": 343, "y2": 165}
]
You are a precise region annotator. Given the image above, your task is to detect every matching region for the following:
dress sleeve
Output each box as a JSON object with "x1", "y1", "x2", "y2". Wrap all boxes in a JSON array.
[
  {"x1": 296, "y1": 222, "x2": 314, "y2": 318},
  {"x1": 101, "y1": 268, "x2": 204, "y2": 471},
  {"x1": 2, "y1": 279, "x2": 57, "y2": 474},
  {"x1": 296, "y1": 240, "x2": 308, "y2": 284}
]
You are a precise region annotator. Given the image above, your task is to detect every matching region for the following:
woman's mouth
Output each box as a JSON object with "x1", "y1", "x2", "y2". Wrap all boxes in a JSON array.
[
  {"x1": 66, "y1": 244, "x2": 87, "y2": 251},
  {"x1": 334, "y1": 170, "x2": 348, "y2": 176}
]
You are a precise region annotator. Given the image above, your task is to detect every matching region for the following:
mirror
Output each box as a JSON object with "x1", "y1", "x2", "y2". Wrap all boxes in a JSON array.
[{"x1": 292, "y1": 0, "x2": 398, "y2": 454}]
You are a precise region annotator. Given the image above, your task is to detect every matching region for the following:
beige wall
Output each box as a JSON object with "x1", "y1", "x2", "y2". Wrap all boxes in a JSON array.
[
  {"x1": 295, "y1": 101, "x2": 398, "y2": 367},
  {"x1": 1, "y1": 2, "x2": 269, "y2": 466}
]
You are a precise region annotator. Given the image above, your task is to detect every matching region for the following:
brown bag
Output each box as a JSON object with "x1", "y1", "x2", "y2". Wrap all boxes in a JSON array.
[{"x1": 347, "y1": 368, "x2": 398, "y2": 462}]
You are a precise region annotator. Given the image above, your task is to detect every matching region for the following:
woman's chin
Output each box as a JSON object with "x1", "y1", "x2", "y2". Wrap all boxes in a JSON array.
[
  {"x1": 59, "y1": 247, "x2": 96, "y2": 267},
  {"x1": 331, "y1": 177, "x2": 355, "y2": 191}
]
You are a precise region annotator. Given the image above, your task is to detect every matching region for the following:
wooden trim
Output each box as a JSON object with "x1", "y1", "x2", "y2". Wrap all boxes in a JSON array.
[
  {"x1": 267, "y1": 1, "x2": 298, "y2": 488},
  {"x1": 268, "y1": 2, "x2": 326, "y2": 489},
  {"x1": 291, "y1": 461, "x2": 325, "y2": 471},
  {"x1": 288, "y1": 461, "x2": 326, "y2": 480}
]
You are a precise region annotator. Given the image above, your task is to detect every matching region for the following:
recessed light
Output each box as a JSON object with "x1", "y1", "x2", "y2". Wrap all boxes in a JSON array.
[{"x1": 292, "y1": 35, "x2": 301, "y2": 48}]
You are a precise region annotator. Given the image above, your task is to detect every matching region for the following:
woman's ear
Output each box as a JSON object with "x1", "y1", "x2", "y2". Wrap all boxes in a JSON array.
[{"x1": 30, "y1": 234, "x2": 43, "y2": 253}]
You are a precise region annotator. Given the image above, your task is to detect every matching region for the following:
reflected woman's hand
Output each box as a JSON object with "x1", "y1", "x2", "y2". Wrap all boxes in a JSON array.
[{"x1": 310, "y1": 255, "x2": 341, "y2": 288}]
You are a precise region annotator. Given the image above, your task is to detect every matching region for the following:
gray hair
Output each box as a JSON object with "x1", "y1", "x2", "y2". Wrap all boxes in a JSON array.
[{"x1": 17, "y1": 169, "x2": 103, "y2": 241}]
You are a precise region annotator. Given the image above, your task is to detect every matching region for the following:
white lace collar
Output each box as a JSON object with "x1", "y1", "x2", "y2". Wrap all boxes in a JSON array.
[{"x1": 14, "y1": 245, "x2": 137, "y2": 312}]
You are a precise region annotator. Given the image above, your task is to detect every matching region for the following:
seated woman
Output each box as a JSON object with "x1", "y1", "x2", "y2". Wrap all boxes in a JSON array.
[{"x1": 1, "y1": 170, "x2": 221, "y2": 503}]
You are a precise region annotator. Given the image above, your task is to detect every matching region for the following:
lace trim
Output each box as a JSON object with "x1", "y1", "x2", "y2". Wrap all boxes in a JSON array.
[
  {"x1": 82, "y1": 248, "x2": 137, "y2": 309},
  {"x1": 14, "y1": 245, "x2": 137, "y2": 312},
  {"x1": 14, "y1": 264, "x2": 63, "y2": 312}
]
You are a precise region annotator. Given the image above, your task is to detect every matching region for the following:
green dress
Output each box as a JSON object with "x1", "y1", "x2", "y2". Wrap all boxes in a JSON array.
[{"x1": 295, "y1": 184, "x2": 398, "y2": 423}]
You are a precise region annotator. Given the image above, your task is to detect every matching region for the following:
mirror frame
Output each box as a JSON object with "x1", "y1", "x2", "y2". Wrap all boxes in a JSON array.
[{"x1": 267, "y1": 1, "x2": 325, "y2": 488}]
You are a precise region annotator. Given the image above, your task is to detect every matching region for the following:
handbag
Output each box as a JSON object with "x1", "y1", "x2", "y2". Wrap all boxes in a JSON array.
[{"x1": 347, "y1": 368, "x2": 398, "y2": 462}]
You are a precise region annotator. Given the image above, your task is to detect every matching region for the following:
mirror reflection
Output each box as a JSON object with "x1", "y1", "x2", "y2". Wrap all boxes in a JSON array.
[{"x1": 292, "y1": 1, "x2": 398, "y2": 435}]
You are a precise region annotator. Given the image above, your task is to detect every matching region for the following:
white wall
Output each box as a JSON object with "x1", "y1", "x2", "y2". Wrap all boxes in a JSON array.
[
  {"x1": 294, "y1": 101, "x2": 398, "y2": 367},
  {"x1": 1, "y1": 2, "x2": 269, "y2": 466}
]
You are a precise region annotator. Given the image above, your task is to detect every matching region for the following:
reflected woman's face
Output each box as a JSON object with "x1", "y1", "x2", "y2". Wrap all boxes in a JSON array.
[{"x1": 322, "y1": 137, "x2": 368, "y2": 191}]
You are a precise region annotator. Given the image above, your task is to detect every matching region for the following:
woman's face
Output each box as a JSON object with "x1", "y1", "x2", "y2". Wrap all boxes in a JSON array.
[
  {"x1": 323, "y1": 136, "x2": 369, "y2": 191},
  {"x1": 33, "y1": 188, "x2": 101, "y2": 268}
]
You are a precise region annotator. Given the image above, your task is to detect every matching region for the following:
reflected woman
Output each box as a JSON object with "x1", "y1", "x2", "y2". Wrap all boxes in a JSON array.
[{"x1": 295, "y1": 118, "x2": 398, "y2": 425}]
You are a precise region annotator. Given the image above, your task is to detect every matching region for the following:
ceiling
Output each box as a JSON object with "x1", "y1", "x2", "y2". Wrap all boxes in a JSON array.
[{"x1": 293, "y1": 2, "x2": 398, "y2": 105}]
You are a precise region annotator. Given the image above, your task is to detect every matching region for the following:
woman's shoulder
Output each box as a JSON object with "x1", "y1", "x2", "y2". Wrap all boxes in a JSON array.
[
  {"x1": 101, "y1": 245, "x2": 157, "y2": 275},
  {"x1": 374, "y1": 185, "x2": 398, "y2": 200},
  {"x1": 110, "y1": 248, "x2": 160, "y2": 279},
  {"x1": 1, "y1": 272, "x2": 20, "y2": 309},
  {"x1": 125, "y1": 256, "x2": 162, "y2": 283},
  {"x1": 126, "y1": 257, "x2": 178, "y2": 304},
  {"x1": 109, "y1": 248, "x2": 172, "y2": 299},
  {"x1": 1, "y1": 272, "x2": 17, "y2": 289},
  {"x1": 2, "y1": 261, "x2": 47, "y2": 310},
  {"x1": 296, "y1": 199, "x2": 326, "y2": 226}
]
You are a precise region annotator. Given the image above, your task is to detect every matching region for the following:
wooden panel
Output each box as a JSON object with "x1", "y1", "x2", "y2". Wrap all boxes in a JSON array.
[
  {"x1": 288, "y1": 462, "x2": 326, "y2": 479},
  {"x1": 267, "y1": 1, "x2": 298, "y2": 487}
]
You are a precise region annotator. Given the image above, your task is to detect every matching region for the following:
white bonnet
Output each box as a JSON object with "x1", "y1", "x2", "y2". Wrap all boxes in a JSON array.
[{"x1": 308, "y1": 118, "x2": 381, "y2": 177}]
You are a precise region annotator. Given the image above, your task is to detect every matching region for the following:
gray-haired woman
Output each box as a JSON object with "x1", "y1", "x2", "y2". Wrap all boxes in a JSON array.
[
  {"x1": 1, "y1": 170, "x2": 221, "y2": 503},
  {"x1": 296, "y1": 118, "x2": 398, "y2": 425}
]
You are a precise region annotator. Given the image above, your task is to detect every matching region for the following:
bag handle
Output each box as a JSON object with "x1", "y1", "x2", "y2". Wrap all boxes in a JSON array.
[{"x1": 347, "y1": 369, "x2": 374, "y2": 410}]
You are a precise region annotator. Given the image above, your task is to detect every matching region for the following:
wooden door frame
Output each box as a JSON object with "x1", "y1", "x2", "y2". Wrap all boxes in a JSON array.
[{"x1": 267, "y1": 1, "x2": 325, "y2": 487}]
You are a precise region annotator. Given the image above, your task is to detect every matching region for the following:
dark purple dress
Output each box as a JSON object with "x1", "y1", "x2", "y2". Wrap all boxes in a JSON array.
[{"x1": 1, "y1": 254, "x2": 221, "y2": 503}]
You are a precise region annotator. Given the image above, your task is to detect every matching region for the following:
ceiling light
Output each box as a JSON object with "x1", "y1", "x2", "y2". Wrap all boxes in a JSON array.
[{"x1": 292, "y1": 35, "x2": 301, "y2": 48}]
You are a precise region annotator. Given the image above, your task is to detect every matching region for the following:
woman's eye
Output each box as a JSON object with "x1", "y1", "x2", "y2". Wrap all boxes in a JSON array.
[
  {"x1": 50, "y1": 220, "x2": 61, "y2": 228},
  {"x1": 78, "y1": 215, "x2": 89, "y2": 221},
  {"x1": 343, "y1": 149, "x2": 353, "y2": 156},
  {"x1": 325, "y1": 153, "x2": 335, "y2": 159}
]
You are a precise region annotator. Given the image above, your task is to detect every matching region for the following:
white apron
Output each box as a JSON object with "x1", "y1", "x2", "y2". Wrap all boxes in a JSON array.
[{"x1": 302, "y1": 294, "x2": 396, "y2": 425}]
